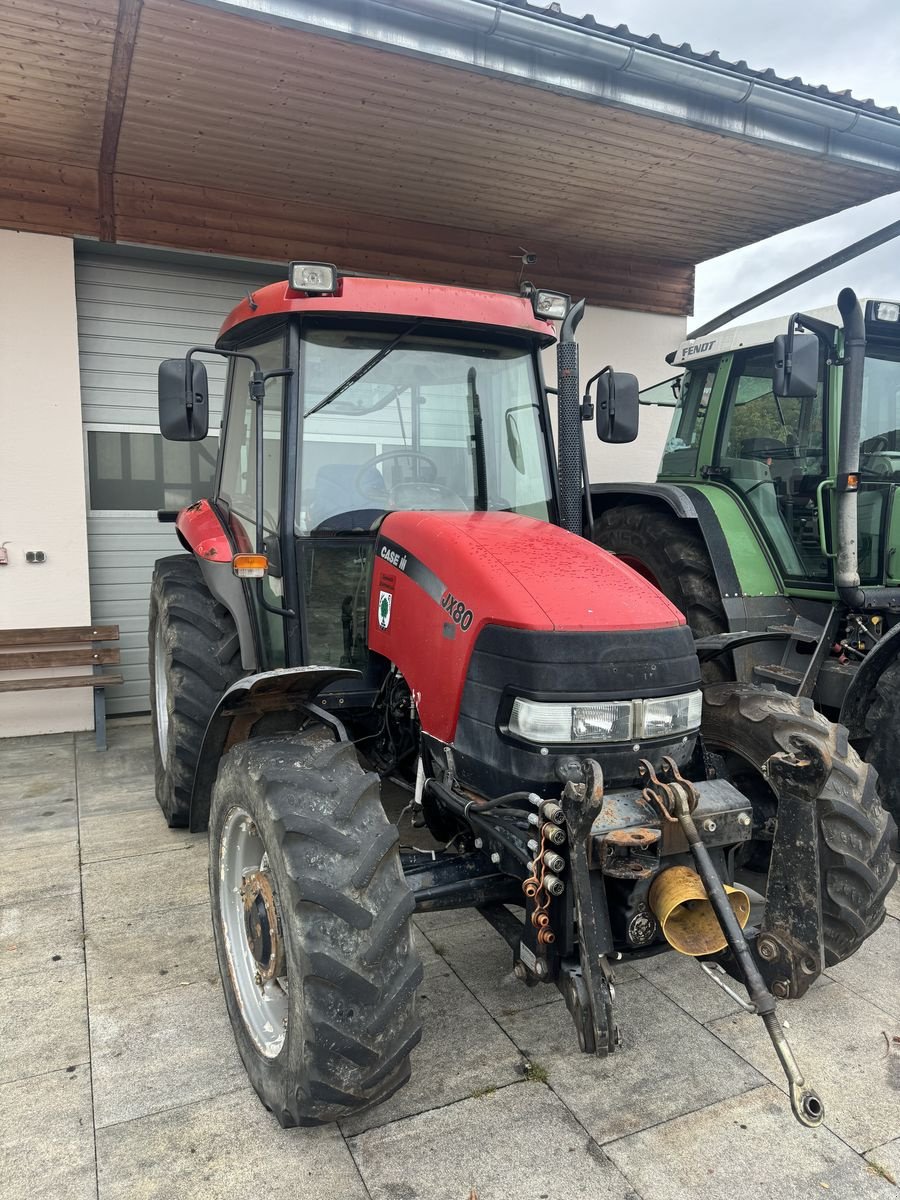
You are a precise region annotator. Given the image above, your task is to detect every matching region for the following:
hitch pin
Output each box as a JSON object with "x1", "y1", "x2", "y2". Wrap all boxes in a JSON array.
[
  {"x1": 649, "y1": 757, "x2": 825, "y2": 1130},
  {"x1": 698, "y1": 961, "x2": 756, "y2": 1014}
]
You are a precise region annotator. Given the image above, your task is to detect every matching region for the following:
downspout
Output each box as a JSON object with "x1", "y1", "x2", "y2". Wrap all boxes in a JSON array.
[{"x1": 835, "y1": 288, "x2": 866, "y2": 608}]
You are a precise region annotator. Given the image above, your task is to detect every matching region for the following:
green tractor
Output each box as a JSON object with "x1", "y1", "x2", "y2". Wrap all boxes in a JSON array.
[{"x1": 593, "y1": 289, "x2": 900, "y2": 832}]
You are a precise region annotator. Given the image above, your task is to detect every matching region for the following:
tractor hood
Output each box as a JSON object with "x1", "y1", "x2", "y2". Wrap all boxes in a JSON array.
[{"x1": 369, "y1": 511, "x2": 688, "y2": 743}]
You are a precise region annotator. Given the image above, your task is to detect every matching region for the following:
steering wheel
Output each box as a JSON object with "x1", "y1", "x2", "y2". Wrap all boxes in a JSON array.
[{"x1": 355, "y1": 450, "x2": 440, "y2": 500}]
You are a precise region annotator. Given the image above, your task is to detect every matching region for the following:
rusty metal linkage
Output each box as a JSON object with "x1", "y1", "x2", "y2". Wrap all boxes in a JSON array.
[{"x1": 639, "y1": 757, "x2": 825, "y2": 1129}]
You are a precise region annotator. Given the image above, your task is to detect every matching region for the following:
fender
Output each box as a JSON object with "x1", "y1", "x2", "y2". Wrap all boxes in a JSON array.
[
  {"x1": 590, "y1": 482, "x2": 742, "y2": 608},
  {"x1": 188, "y1": 665, "x2": 359, "y2": 831},
  {"x1": 840, "y1": 621, "x2": 900, "y2": 740},
  {"x1": 173, "y1": 499, "x2": 258, "y2": 671}
]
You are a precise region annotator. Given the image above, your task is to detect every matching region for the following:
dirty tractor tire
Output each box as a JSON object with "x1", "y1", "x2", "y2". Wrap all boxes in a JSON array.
[
  {"x1": 149, "y1": 554, "x2": 242, "y2": 827},
  {"x1": 863, "y1": 656, "x2": 900, "y2": 836},
  {"x1": 209, "y1": 731, "x2": 423, "y2": 1127},
  {"x1": 702, "y1": 683, "x2": 896, "y2": 966},
  {"x1": 594, "y1": 504, "x2": 730, "y2": 683}
]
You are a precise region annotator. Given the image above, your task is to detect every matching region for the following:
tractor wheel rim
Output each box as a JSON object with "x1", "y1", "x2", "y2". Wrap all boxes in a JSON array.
[
  {"x1": 219, "y1": 806, "x2": 288, "y2": 1057},
  {"x1": 153, "y1": 630, "x2": 169, "y2": 760}
]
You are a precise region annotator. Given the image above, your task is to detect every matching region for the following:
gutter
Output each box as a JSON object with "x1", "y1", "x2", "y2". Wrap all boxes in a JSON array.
[{"x1": 193, "y1": 0, "x2": 900, "y2": 172}]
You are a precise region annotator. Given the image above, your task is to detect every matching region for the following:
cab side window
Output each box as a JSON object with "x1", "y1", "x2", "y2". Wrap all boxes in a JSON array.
[
  {"x1": 717, "y1": 349, "x2": 828, "y2": 580},
  {"x1": 658, "y1": 368, "x2": 715, "y2": 476},
  {"x1": 218, "y1": 331, "x2": 287, "y2": 538}
]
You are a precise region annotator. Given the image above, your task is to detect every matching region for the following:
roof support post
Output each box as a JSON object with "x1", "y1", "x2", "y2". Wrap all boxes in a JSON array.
[{"x1": 99, "y1": 0, "x2": 144, "y2": 242}]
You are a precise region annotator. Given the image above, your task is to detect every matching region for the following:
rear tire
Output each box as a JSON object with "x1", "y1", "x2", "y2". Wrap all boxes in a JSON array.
[
  {"x1": 702, "y1": 683, "x2": 896, "y2": 966},
  {"x1": 595, "y1": 504, "x2": 730, "y2": 682},
  {"x1": 209, "y1": 731, "x2": 423, "y2": 1127},
  {"x1": 149, "y1": 555, "x2": 242, "y2": 827},
  {"x1": 863, "y1": 656, "x2": 900, "y2": 834}
]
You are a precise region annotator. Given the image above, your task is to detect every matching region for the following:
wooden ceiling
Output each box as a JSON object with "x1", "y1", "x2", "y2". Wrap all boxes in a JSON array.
[{"x1": 2, "y1": 0, "x2": 899, "y2": 313}]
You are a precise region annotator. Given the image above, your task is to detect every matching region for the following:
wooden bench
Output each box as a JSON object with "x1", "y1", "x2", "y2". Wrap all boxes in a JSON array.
[{"x1": 0, "y1": 625, "x2": 123, "y2": 750}]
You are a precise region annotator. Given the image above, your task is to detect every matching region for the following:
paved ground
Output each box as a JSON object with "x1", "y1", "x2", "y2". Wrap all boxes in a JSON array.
[{"x1": 2, "y1": 720, "x2": 899, "y2": 1200}]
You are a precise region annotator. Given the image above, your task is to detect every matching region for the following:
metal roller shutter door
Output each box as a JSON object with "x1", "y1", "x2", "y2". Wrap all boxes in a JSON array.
[{"x1": 76, "y1": 250, "x2": 280, "y2": 714}]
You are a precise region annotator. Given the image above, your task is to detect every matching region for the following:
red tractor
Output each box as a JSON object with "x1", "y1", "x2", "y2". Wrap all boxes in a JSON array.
[{"x1": 150, "y1": 263, "x2": 894, "y2": 1130}]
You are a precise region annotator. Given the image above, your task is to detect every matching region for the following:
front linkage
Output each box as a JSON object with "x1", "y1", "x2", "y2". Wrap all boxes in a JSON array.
[{"x1": 404, "y1": 743, "x2": 830, "y2": 1129}]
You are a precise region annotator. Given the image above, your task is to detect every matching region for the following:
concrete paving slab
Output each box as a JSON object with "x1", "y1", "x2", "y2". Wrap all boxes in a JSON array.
[
  {"x1": 349, "y1": 1079, "x2": 633, "y2": 1200},
  {"x1": 76, "y1": 780, "x2": 159, "y2": 819},
  {"x1": 498, "y1": 975, "x2": 764, "y2": 1144},
  {"x1": 0, "y1": 841, "x2": 80, "y2": 909},
  {"x1": 826, "y1": 914, "x2": 900, "y2": 1020},
  {"x1": 0, "y1": 892, "x2": 84, "y2": 978},
  {"x1": 0, "y1": 1068, "x2": 96, "y2": 1200},
  {"x1": 73, "y1": 746, "x2": 156, "y2": 798},
  {"x1": 866, "y1": 1137, "x2": 900, "y2": 1188},
  {"x1": 886, "y1": 876, "x2": 900, "y2": 920},
  {"x1": 340, "y1": 956, "x2": 525, "y2": 1136},
  {"x1": 79, "y1": 806, "x2": 195, "y2": 864},
  {"x1": 86, "y1": 902, "x2": 217, "y2": 1005},
  {"x1": 425, "y1": 912, "x2": 567, "y2": 1018},
  {"x1": 82, "y1": 844, "x2": 206, "y2": 926},
  {"x1": 76, "y1": 719, "x2": 151, "y2": 754},
  {"x1": 0, "y1": 962, "x2": 89, "y2": 1085},
  {"x1": 707, "y1": 979, "x2": 900, "y2": 1152},
  {"x1": 0, "y1": 740, "x2": 75, "y2": 777},
  {"x1": 605, "y1": 1084, "x2": 894, "y2": 1200},
  {"x1": 96, "y1": 1088, "x2": 368, "y2": 1200},
  {"x1": 628, "y1": 948, "x2": 750, "y2": 1023},
  {"x1": 90, "y1": 978, "x2": 246, "y2": 1128},
  {"x1": 0, "y1": 788, "x2": 78, "y2": 850},
  {"x1": 413, "y1": 906, "x2": 485, "y2": 935}
]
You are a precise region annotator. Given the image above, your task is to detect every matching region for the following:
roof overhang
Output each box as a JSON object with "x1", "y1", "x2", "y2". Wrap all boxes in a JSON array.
[
  {"x1": 2, "y1": 0, "x2": 900, "y2": 318},
  {"x1": 201, "y1": 0, "x2": 900, "y2": 175}
]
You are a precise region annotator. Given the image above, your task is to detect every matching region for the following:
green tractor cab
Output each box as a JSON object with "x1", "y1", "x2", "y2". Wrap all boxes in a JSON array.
[{"x1": 594, "y1": 290, "x2": 900, "y2": 830}]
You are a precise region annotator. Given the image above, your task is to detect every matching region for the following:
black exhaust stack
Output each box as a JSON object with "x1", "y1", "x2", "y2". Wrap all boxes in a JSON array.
[{"x1": 557, "y1": 300, "x2": 586, "y2": 536}]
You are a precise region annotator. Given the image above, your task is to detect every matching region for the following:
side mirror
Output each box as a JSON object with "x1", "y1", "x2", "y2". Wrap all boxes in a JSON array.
[
  {"x1": 158, "y1": 358, "x2": 209, "y2": 441},
  {"x1": 773, "y1": 331, "x2": 818, "y2": 398},
  {"x1": 596, "y1": 371, "x2": 640, "y2": 443}
]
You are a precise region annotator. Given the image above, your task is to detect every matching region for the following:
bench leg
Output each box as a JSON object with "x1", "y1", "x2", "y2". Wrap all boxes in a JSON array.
[{"x1": 93, "y1": 685, "x2": 108, "y2": 752}]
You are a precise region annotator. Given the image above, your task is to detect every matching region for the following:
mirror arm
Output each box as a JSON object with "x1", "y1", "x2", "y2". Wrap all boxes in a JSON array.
[{"x1": 582, "y1": 365, "x2": 612, "y2": 423}]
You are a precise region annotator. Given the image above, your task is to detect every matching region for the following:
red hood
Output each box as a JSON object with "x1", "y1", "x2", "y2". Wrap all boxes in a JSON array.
[{"x1": 368, "y1": 511, "x2": 685, "y2": 742}]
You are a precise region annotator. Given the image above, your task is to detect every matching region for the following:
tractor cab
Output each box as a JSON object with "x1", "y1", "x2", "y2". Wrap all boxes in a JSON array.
[
  {"x1": 157, "y1": 264, "x2": 632, "y2": 686},
  {"x1": 645, "y1": 297, "x2": 900, "y2": 595}
]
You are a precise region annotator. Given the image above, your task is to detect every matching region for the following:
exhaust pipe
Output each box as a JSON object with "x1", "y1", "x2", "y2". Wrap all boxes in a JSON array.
[
  {"x1": 556, "y1": 300, "x2": 586, "y2": 536},
  {"x1": 649, "y1": 865, "x2": 750, "y2": 956},
  {"x1": 835, "y1": 288, "x2": 866, "y2": 608}
]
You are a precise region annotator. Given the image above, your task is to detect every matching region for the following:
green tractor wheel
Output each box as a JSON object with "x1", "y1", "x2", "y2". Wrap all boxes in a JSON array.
[{"x1": 595, "y1": 504, "x2": 730, "y2": 683}]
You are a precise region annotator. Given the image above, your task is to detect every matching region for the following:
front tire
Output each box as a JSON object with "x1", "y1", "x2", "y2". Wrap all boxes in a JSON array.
[
  {"x1": 595, "y1": 504, "x2": 730, "y2": 682},
  {"x1": 209, "y1": 731, "x2": 423, "y2": 1127},
  {"x1": 863, "y1": 655, "x2": 900, "y2": 835},
  {"x1": 149, "y1": 555, "x2": 242, "y2": 827},
  {"x1": 702, "y1": 683, "x2": 896, "y2": 966}
]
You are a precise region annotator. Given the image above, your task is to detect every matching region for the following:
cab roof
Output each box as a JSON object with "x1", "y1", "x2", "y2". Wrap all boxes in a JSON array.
[
  {"x1": 218, "y1": 275, "x2": 558, "y2": 346},
  {"x1": 671, "y1": 297, "x2": 897, "y2": 367}
]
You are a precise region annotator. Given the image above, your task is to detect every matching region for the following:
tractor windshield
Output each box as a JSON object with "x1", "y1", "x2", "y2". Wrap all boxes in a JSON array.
[
  {"x1": 297, "y1": 321, "x2": 553, "y2": 533},
  {"x1": 860, "y1": 348, "x2": 900, "y2": 467}
]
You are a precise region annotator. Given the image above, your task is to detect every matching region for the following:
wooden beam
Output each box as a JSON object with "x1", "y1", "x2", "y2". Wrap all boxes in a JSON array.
[{"x1": 98, "y1": 0, "x2": 143, "y2": 241}]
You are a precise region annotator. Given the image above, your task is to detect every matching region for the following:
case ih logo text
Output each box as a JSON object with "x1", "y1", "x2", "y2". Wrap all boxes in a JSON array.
[{"x1": 380, "y1": 546, "x2": 407, "y2": 571}]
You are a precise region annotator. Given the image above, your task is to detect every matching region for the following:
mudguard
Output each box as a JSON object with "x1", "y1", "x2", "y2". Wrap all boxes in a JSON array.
[
  {"x1": 589, "y1": 482, "x2": 742, "y2": 604},
  {"x1": 188, "y1": 666, "x2": 359, "y2": 831},
  {"x1": 840, "y1": 620, "x2": 900, "y2": 739}
]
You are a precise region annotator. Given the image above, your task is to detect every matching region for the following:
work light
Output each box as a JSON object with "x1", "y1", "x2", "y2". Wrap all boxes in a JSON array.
[
  {"x1": 289, "y1": 262, "x2": 338, "y2": 293},
  {"x1": 868, "y1": 300, "x2": 900, "y2": 323},
  {"x1": 530, "y1": 290, "x2": 571, "y2": 321}
]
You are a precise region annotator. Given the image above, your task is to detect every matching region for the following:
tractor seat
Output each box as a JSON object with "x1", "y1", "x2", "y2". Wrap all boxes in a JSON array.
[{"x1": 308, "y1": 463, "x2": 388, "y2": 531}]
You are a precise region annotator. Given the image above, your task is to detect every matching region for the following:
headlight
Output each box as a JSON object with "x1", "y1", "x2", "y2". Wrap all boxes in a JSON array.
[
  {"x1": 640, "y1": 691, "x2": 702, "y2": 739},
  {"x1": 507, "y1": 691, "x2": 701, "y2": 745}
]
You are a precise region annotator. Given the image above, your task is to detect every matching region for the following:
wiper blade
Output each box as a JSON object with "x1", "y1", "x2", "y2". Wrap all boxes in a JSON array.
[{"x1": 304, "y1": 321, "x2": 420, "y2": 418}]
